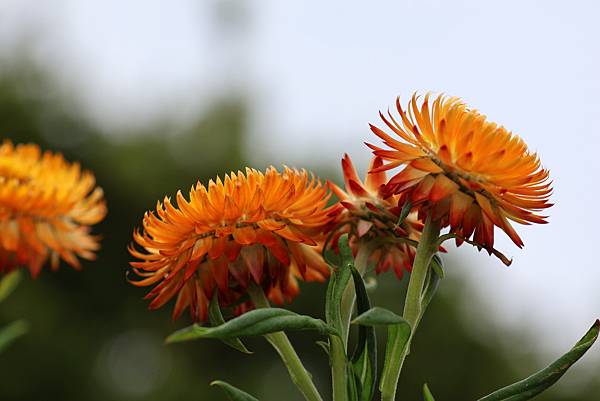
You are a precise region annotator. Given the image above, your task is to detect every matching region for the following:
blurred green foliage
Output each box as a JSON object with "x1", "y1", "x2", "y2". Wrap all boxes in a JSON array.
[{"x1": 0, "y1": 63, "x2": 597, "y2": 401}]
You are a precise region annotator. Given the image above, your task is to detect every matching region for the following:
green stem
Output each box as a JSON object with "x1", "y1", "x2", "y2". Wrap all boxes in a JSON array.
[
  {"x1": 247, "y1": 283, "x2": 324, "y2": 401},
  {"x1": 380, "y1": 214, "x2": 440, "y2": 401}
]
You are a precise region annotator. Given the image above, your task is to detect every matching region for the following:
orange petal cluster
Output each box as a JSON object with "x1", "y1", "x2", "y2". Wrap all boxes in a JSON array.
[
  {"x1": 368, "y1": 93, "x2": 552, "y2": 249},
  {"x1": 327, "y1": 154, "x2": 422, "y2": 279},
  {"x1": 0, "y1": 141, "x2": 106, "y2": 277},
  {"x1": 128, "y1": 167, "x2": 336, "y2": 322}
]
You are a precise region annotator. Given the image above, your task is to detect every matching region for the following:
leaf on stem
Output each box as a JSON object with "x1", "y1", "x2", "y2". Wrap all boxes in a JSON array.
[
  {"x1": 211, "y1": 380, "x2": 260, "y2": 401},
  {"x1": 325, "y1": 234, "x2": 354, "y2": 329},
  {"x1": 423, "y1": 383, "x2": 436, "y2": 401},
  {"x1": 0, "y1": 320, "x2": 28, "y2": 354},
  {"x1": 352, "y1": 307, "x2": 412, "y2": 396},
  {"x1": 430, "y1": 254, "x2": 444, "y2": 279},
  {"x1": 0, "y1": 270, "x2": 21, "y2": 304},
  {"x1": 350, "y1": 267, "x2": 377, "y2": 401},
  {"x1": 352, "y1": 307, "x2": 408, "y2": 327},
  {"x1": 477, "y1": 319, "x2": 600, "y2": 401},
  {"x1": 166, "y1": 308, "x2": 336, "y2": 344},
  {"x1": 208, "y1": 293, "x2": 252, "y2": 354},
  {"x1": 421, "y1": 255, "x2": 444, "y2": 315},
  {"x1": 397, "y1": 201, "x2": 412, "y2": 226}
]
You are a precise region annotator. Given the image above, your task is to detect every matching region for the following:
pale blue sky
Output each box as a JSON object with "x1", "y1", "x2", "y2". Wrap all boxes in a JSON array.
[{"x1": 1, "y1": 0, "x2": 599, "y2": 373}]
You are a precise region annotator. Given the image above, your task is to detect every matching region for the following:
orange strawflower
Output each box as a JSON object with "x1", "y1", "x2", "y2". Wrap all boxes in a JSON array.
[
  {"x1": 128, "y1": 167, "x2": 336, "y2": 322},
  {"x1": 327, "y1": 154, "x2": 422, "y2": 279},
  {"x1": 0, "y1": 141, "x2": 106, "y2": 277},
  {"x1": 368, "y1": 93, "x2": 552, "y2": 249}
]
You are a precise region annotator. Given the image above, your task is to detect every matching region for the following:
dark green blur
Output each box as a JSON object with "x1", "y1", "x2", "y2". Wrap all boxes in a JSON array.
[{"x1": 0, "y1": 64, "x2": 596, "y2": 401}]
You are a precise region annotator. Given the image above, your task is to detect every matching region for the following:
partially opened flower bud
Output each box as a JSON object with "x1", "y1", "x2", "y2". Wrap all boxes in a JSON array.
[
  {"x1": 0, "y1": 141, "x2": 106, "y2": 277},
  {"x1": 128, "y1": 167, "x2": 336, "y2": 322},
  {"x1": 327, "y1": 154, "x2": 422, "y2": 279},
  {"x1": 368, "y1": 94, "x2": 552, "y2": 250}
]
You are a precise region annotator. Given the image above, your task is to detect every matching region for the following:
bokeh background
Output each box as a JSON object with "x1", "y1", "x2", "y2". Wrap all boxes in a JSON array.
[{"x1": 0, "y1": 1, "x2": 598, "y2": 400}]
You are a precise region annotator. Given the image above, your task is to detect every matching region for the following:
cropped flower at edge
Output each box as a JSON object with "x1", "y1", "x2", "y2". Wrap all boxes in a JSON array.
[
  {"x1": 327, "y1": 154, "x2": 422, "y2": 279},
  {"x1": 128, "y1": 166, "x2": 336, "y2": 322},
  {"x1": 0, "y1": 141, "x2": 107, "y2": 277},
  {"x1": 368, "y1": 93, "x2": 552, "y2": 250}
]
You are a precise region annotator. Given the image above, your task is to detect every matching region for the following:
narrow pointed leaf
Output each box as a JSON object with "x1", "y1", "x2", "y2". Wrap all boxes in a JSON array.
[
  {"x1": 352, "y1": 307, "x2": 408, "y2": 327},
  {"x1": 421, "y1": 255, "x2": 444, "y2": 314},
  {"x1": 379, "y1": 322, "x2": 412, "y2": 394},
  {"x1": 0, "y1": 270, "x2": 21, "y2": 304},
  {"x1": 397, "y1": 201, "x2": 412, "y2": 225},
  {"x1": 478, "y1": 319, "x2": 600, "y2": 401},
  {"x1": 430, "y1": 254, "x2": 444, "y2": 279},
  {"x1": 209, "y1": 293, "x2": 252, "y2": 354},
  {"x1": 166, "y1": 308, "x2": 336, "y2": 344},
  {"x1": 347, "y1": 364, "x2": 359, "y2": 401},
  {"x1": 350, "y1": 267, "x2": 377, "y2": 401},
  {"x1": 211, "y1": 380, "x2": 260, "y2": 401},
  {"x1": 0, "y1": 320, "x2": 28, "y2": 353},
  {"x1": 423, "y1": 383, "x2": 436, "y2": 401}
]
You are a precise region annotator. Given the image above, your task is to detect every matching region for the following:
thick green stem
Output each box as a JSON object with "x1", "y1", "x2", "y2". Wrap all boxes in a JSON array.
[
  {"x1": 380, "y1": 215, "x2": 440, "y2": 401},
  {"x1": 248, "y1": 284, "x2": 324, "y2": 401}
]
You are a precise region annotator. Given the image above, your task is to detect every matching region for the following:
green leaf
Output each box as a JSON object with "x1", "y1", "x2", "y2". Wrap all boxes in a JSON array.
[
  {"x1": 166, "y1": 308, "x2": 336, "y2": 344},
  {"x1": 346, "y1": 363, "x2": 359, "y2": 401},
  {"x1": 0, "y1": 320, "x2": 28, "y2": 354},
  {"x1": 421, "y1": 255, "x2": 444, "y2": 315},
  {"x1": 352, "y1": 307, "x2": 408, "y2": 327},
  {"x1": 380, "y1": 324, "x2": 411, "y2": 395},
  {"x1": 208, "y1": 293, "x2": 252, "y2": 354},
  {"x1": 430, "y1": 254, "x2": 445, "y2": 279},
  {"x1": 210, "y1": 380, "x2": 260, "y2": 401},
  {"x1": 353, "y1": 307, "x2": 412, "y2": 397},
  {"x1": 397, "y1": 201, "x2": 412, "y2": 226},
  {"x1": 350, "y1": 268, "x2": 377, "y2": 401},
  {"x1": 325, "y1": 234, "x2": 353, "y2": 329},
  {"x1": 478, "y1": 319, "x2": 600, "y2": 401},
  {"x1": 0, "y1": 270, "x2": 21, "y2": 304},
  {"x1": 423, "y1": 383, "x2": 436, "y2": 401}
]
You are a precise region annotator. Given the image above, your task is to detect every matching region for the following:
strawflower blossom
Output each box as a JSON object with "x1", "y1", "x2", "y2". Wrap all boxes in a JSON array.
[
  {"x1": 327, "y1": 154, "x2": 422, "y2": 279},
  {"x1": 129, "y1": 166, "x2": 336, "y2": 322},
  {"x1": 0, "y1": 141, "x2": 106, "y2": 277},
  {"x1": 368, "y1": 93, "x2": 552, "y2": 250}
]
